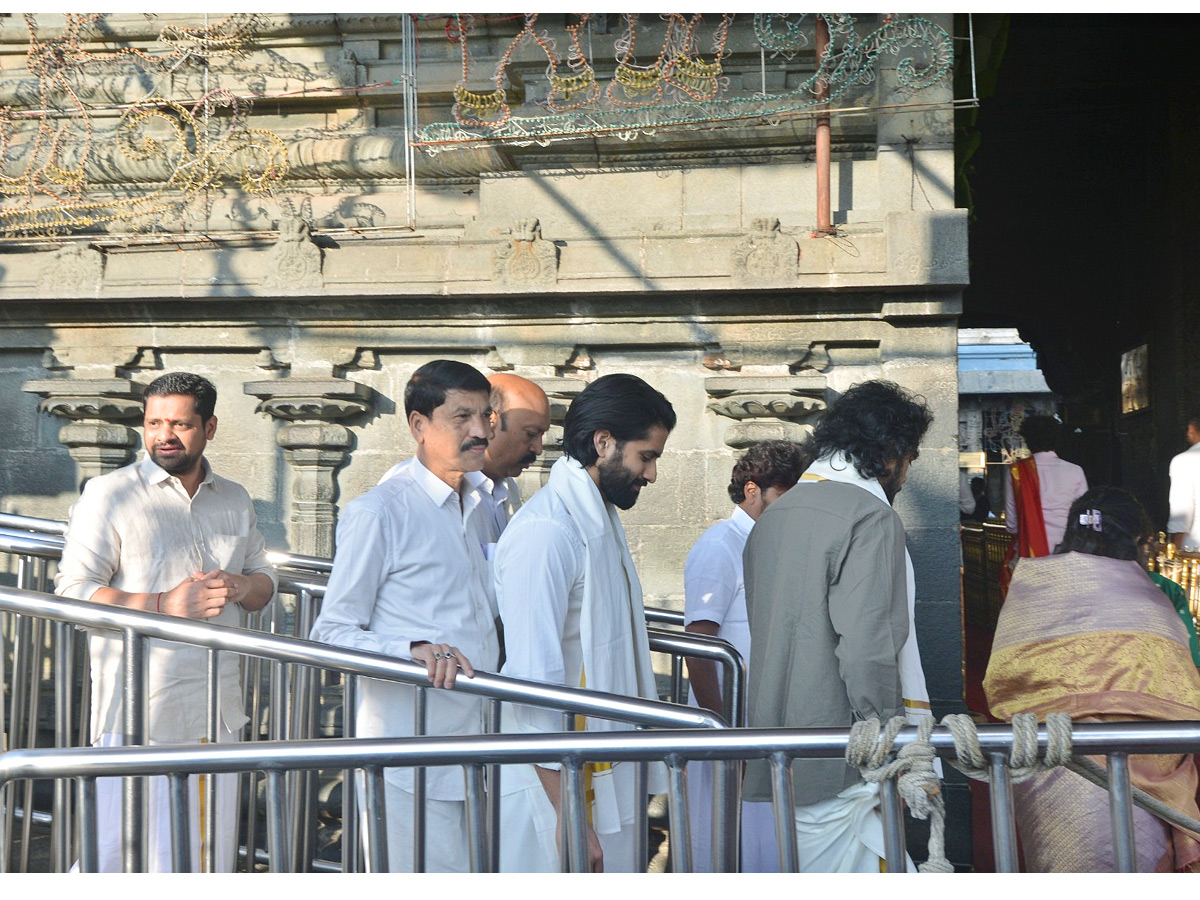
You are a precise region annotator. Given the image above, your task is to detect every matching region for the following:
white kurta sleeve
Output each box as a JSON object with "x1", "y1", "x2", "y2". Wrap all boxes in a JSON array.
[
  {"x1": 495, "y1": 514, "x2": 582, "y2": 735},
  {"x1": 683, "y1": 532, "x2": 738, "y2": 627},
  {"x1": 55, "y1": 479, "x2": 118, "y2": 603},
  {"x1": 310, "y1": 500, "x2": 415, "y2": 659}
]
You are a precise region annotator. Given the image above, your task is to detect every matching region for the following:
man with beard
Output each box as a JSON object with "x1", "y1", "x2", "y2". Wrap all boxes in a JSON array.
[
  {"x1": 742, "y1": 379, "x2": 934, "y2": 872},
  {"x1": 494, "y1": 373, "x2": 676, "y2": 872},
  {"x1": 311, "y1": 359, "x2": 499, "y2": 872},
  {"x1": 56, "y1": 371, "x2": 277, "y2": 872}
]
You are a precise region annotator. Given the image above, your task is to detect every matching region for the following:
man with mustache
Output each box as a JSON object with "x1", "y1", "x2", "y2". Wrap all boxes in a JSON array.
[
  {"x1": 56, "y1": 371, "x2": 277, "y2": 872},
  {"x1": 311, "y1": 359, "x2": 500, "y2": 872},
  {"x1": 494, "y1": 373, "x2": 676, "y2": 872}
]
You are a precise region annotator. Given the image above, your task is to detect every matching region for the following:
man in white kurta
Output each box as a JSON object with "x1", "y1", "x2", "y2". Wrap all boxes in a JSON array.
[
  {"x1": 1168, "y1": 416, "x2": 1200, "y2": 551},
  {"x1": 682, "y1": 439, "x2": 807, "y2": 872},
  {"x1": 56, "y1": 373, "x2": 277, "y2": 873},
  {"x1": 495, "y1": 372, "x2": 675, "y2": 873},
  {"x1": 311, "y1": 360, "x2": 500, "y2": 873}
]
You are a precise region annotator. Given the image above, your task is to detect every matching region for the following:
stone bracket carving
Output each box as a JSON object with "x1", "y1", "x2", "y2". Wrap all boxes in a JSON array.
[
  {"x1": 731, "y1": 218, "x2": 799, "y2": 286},
  {"x1": 494, "y1": 217, "x2": 559, "y2": 289},
  {"x1": 262, "y1": 214, "x2": 324, "y2": 293},
  {"x1": 22, "y1": 377, "x2": 146, "y2": 487},
  {"x1": 37, "y1": 244, "x2": 105, "y2": 297},
  {"x1": 704, "y1": 375, "x2": 828, "y2": 449},
  {"x1": 244, "y1": 378, "x2": 373, "y2": 558}
]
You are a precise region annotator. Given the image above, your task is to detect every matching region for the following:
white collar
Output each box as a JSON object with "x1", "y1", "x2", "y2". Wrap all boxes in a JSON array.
[{"x1": 804, "y1": 451, "x2": 889, "y2": 506}]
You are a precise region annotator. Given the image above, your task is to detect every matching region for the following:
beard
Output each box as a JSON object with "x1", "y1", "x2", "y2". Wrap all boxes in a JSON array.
[
  {"x1": 150, "y1": 442, "x2": 202, "y2": 476},
  {"x1": 597, "y1": 454, "x2": 648, "y2": 510}
]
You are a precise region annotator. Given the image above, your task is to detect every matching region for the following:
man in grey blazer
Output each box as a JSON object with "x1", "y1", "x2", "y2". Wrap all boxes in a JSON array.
[{"x1": 742, "y1": 379, "x2": 933, "y2": 872}]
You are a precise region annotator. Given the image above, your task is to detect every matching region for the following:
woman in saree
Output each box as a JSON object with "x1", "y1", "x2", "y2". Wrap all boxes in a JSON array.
[{"x1": 984, "y1": 486, "x2": 1200, "y2": 872}]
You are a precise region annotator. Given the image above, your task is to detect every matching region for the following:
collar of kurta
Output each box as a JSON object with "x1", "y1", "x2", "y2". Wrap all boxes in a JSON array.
[
  {"x1": 730, "y1": 504, "x2": 755, "y2": 535},
  {"x1": 802, "y1": 451, "x2": 890, "y2": 507},
  {"x1": 140, "y1": 454, "x2": 215, "y2": 491},
  {"x1": 408, "y1": 455, "x2": 486, "y2": 509}
]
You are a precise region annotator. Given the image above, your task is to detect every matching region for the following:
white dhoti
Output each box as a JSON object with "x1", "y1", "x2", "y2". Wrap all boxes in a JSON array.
[
  {"x1": 499, "y1": 769, "x2": 638, "y2": 873},
  {"x1": 359, "y1": 777, "x2": 470, "y2": 873},
  {"x1": 792, "y1": 782, "x2": 915, "y2": 873},
  {"x1": 83, "y1": 727, "x2": 239, "y2": 873},
  {"x1": 685, "y1": 759, "x2": 779, "y2": 872}
]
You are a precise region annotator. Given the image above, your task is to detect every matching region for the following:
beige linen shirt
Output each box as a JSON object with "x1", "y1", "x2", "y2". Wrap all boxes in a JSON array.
[{"x1": 55, "y1": 456, "x2": 277, "y2": 743}]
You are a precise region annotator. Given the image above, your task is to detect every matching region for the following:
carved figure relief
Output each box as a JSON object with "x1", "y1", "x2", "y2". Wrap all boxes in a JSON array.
[
  {"x1": 37, "y1": 244, "x2": 105, "y2": 296},
  {"x1": 731, "y1": 217, "x2": 799, "y2": 286},
  {"x1": 262, "y1": 214, "x2": 323, "y2": 293},
  {"x1": 493, "y1": 217, "x2": 558, "y2": 288}
]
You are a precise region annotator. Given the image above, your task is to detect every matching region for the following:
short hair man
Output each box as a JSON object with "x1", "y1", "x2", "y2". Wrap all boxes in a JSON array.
[
  {"x1": 495, "y1": 373, "x2": 677, "y2": 872},
  {"x1": 1168, "y1": 413, "x2": 1200, "y2": 551},
  {"x1": 310, "y1": 359, "x2": 500, "y2": 872},
  {"x1": 742, "y1": 380, "x2": 933, "y2": 872},
  {"x1": 1003, "y1": 413, "x2": 1088, "y2": 556},
  {"x1": 56, "y1": 372, "x2": 277, "y2": 872},
  {"x1": 682, "y1": 439, "x2": 809, "y2": 872}
]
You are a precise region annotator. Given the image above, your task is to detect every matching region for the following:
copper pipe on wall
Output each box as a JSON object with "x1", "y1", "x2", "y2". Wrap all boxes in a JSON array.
[{"x1": 814, "y1": 15, "x2": 835, "y2": 236}]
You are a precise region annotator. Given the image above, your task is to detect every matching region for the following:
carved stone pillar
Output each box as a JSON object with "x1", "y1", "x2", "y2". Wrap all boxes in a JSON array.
[
  {"x1": 704, "y1": 375, "x2": 828, "y2": 449},
  {"x1": 22, "y1": 378, "x2": 144, "y2": 489},
  {"x1": 244, "y1": 379, "x2": 372, "y2": 558}
]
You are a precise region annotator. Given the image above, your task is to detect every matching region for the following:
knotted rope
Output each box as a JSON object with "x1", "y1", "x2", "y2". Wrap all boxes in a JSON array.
[
  {"x1": 847, "y1": 712, "x2": 1200, "y2": 873},
  {"x1": 847, "y1": 715, "x2": 952, "y2": 873}
]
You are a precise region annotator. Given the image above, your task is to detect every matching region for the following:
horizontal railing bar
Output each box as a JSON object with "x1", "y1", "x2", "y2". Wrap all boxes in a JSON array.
[
  {"x1": 644, "y1": 607, "x2": 685, "y2": 627},
  {"x1": 0, "y1": 585, "x2": 722, "y2": 731},
  {"x1": 5, "y1": 721, "x2": 1200, "y2": 785},
  {"x1": 0, "y1": 514, "x2": 66, "y2": 536}
]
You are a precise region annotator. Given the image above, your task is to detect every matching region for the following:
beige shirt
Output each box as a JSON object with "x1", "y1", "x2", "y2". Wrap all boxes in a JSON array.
[{"x1": 56, "y1": 456, "x2": 277, "y2": 743}]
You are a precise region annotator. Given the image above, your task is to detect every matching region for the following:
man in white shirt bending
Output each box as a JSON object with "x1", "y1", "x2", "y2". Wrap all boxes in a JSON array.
[
  {"x1": 683, "y1": 439, "x2": 808, "y2": 872},
  {"x1": 1169, "y1": 413, "x2": 1200, "y2": 551},
  {"x1": 56, "y1": 371, "x2": 277, "y2": 872},
  {"x1": 311, "y1": 359, "x2": 499, "y2": 873},
  {"x1": 495, "y1": 373, "x2": 676, "y2": 872}
]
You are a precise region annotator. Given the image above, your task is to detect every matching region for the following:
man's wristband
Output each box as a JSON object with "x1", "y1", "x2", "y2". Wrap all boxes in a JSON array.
[{"x1": 156, "y1": 591, "x2": 163, "y2": 613}]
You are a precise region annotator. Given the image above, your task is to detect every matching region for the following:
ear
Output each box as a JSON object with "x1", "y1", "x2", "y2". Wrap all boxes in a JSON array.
[
  {"x1": 409, "y1": 409, "x2": 427, "y2": 444},
  {"x1": 205, "y1": 415, "x2": 218, "y2": 440},
  {"x1": 593, "y1": 428, "x2": 616, "y2": 462},
  {"x1": 744, "y1": 480, "x2": 760, "y2": 501}
]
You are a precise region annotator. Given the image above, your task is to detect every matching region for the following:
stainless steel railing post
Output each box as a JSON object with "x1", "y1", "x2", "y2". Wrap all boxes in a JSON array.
[
  {"x1": 342, "y1": 673, "x2": 360, "y2": 873},
  {"x1": 484, "y1": 697, "x2": 501, "y2": 872},
  {"x1": 51, "y1": 620, "x2": 74, "y2": 871},
  {"x1": 168, "y1": 772, "x2": 191, "y2": 873},
  {"x1": 121, "y1": 627, "x2": 146, "y2": 873},
  {"x1": 562, "y1": 759, "x2": 588, "y2": 873},
  {"x1": 412, "y1": 684, "x2": 427, "y2": 873},
  {"x1": 362, "y1": 766, "x2": 388, "y2": 873},
  {"x1": 204, "y1": 648, "x2": 218, "y2": 873},
  {"x1": 77, "y1": 776, "x2": 98, "y2": 873},
  {"x1": 771, "y1": 752, "x2": 798, "y2": 873},
  {"x1": 464, "y1": 764, "x2": 488, "y2": 872},
  {"x1": 666, "y1": 755, "x2": 692, "y2": 873},
  {"x1": 989, "y1": 751, "x2": 1019, "y2": 872},
  {"x1": 1107, "y1": 751, "x2": 1137, "y2": 872},
  {"x1": 880, "y1": 776, "x2": 907, "y2": 872}
]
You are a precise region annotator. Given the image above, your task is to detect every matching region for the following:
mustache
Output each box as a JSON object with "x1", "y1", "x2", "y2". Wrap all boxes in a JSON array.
[
  {"x1": 520, "y1": 452, "x2": 537, "y2": 466},
  {"x1": 460, "y1": 438, "x2": 489, "y2": 452}
]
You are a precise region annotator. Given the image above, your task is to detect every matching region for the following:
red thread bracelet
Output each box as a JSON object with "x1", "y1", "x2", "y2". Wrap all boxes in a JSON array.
[{"x1": 156, "y1": 592, "x2": 163, "y2": 613}]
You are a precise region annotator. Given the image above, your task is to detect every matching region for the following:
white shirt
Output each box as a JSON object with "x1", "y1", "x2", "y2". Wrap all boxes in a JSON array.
[
  {"x1": 55, "y1": 456, "x2": 277, "y2": 743},
  {"x1": 683, "y1": 506, "x2": 753, "y2": 704},
  {"x1": 1004, "y1": 450, "x2": 1088, "y2": 551},
  {"x1": 311, "y1": 455, "x2": 500, "y2": 800},
  {"x1": 1168, "y1": 443, "x2": 1200, "y2": 551}
]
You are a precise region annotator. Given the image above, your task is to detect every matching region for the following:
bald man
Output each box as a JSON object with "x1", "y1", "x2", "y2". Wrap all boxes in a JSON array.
[{"x1": 475, "y1": 373, "x2": 552, "y2": 551}]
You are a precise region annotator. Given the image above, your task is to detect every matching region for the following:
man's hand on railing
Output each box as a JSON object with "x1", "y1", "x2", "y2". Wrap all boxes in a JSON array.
[{"x1": 409, "y1": 641, "x2": 475, "y2": 689}]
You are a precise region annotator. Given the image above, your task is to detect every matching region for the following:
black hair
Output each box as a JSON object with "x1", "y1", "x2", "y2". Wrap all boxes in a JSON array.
[
  {"x1": 1055, "y1": 486, "x2": 1152, "y2": 560},
  {"x1": 562, "y1": 373, "x2": 676, "y2": 466},
  {"x1": 805, "y1": 380, "x2": 933, "y2": 481},
  {"x1": 1020, "y1": 414, "x2": 1062, "y2": 453},
  {"x1": 144, "y1": 372, "x2": 217, "y2": 422},
  {"x1": 404, "y1": 360, "x2": 491, "y2": 418},
  {"x1": 728, "y1": 440, "x2": 810, "y2": 504}
]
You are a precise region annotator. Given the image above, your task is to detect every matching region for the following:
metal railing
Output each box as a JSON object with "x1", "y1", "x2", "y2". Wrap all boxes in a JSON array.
[
  {"x1": 4, "y1": 717, "x2": 1193, "y2": 873},
  {"x1": 0, "y1": 581, "x2": 741, "y2": 872}
]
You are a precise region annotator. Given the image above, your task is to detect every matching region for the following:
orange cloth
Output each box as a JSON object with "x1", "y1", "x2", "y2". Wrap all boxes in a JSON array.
[{"x1": 1000, "y1": 457, "x2": 1049, "y2": 597}]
